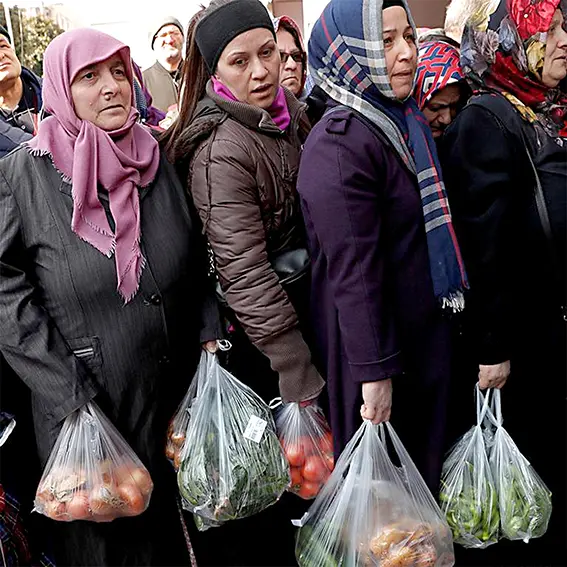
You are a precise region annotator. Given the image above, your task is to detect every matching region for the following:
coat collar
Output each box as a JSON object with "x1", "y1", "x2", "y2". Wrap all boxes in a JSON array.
[{"x1": 205, "y1": 80, "x2": 306, "y2": 136}]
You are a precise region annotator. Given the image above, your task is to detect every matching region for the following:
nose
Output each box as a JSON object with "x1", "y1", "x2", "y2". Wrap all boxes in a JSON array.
[
  {"x1": 397, "y1": 39, "x2": 415, "y2": 63},
  {"x1": 250, "y1": 56, "x2": 269, "y2": 80},
  {"x1": 284, "y1": 56, "x2": 298, "y2": 71},
  {"x1": 558, "y1": 26, "x2": 567, "y2": 48},
  {"x1": 437, "y1": 107, "x2": 453, "y2": 126},
  {"x1": 101, "y1": 71, "x2": 120, "y2": 97}
]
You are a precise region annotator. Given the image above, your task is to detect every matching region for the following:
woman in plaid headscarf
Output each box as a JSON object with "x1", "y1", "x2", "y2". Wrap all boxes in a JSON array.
[{"x1": 296, "y1": 0, "x2": 468, "y2": 491}]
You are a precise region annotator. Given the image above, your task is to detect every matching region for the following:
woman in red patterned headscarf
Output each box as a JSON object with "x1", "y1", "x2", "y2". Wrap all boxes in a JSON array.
[
  {"x1": 441, "y1": 1, "x2": 566, "y2": 563},
  {"x1": 414, "y1": 38, "x2": 469, "y2": 138}
]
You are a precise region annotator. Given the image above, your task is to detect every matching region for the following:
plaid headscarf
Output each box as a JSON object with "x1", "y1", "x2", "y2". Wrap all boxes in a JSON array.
[{"x1": 308, "y1": 0, "x2": 468, "y2": 309}]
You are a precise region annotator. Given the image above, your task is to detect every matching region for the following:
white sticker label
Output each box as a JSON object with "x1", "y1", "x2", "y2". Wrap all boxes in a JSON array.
[{"x1": 243, "y1": 415, "x2": 267, "y2": 444}]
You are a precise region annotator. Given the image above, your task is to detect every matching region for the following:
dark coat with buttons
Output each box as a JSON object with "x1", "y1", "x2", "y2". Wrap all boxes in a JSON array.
[
  {"x1": 0, "y1": 146, "x2": 219, "y2": 565},
  {"x1": 297, "y1": 105, "x2": 452, "y2": 491}
]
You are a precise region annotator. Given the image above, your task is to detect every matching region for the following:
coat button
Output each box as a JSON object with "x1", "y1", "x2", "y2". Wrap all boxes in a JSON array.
[
  {"x1": 149, "y1": 293, "x2": 162, "y2": 306},
  {"x1": 159, "y1": 355, "x2": 170, "y2": 366}
]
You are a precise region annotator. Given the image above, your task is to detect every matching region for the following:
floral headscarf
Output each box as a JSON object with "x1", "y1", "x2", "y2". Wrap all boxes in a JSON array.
[{"x1": 461, "y1": 0, "x2": 567, "y2": 138}]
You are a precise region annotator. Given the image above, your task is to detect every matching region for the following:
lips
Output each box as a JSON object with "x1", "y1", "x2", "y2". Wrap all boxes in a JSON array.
[
  {"x1": 101, "y1": 105, "x2": 124, "y2": 112},
  {"x1": 393, "y1": 70, "x2": 413, "y2": 78},
  {"x1": 252, "y1": 83, "x2": 272, "y2": 94}
]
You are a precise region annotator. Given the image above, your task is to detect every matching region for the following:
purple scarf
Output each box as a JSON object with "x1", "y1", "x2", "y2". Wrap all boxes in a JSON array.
[
  {"x1": 27, "y1": 28, "x2": 160, "y2": 303},
  {"x1": 212, "y1": 76, "x2": 291, "y2": 130}
]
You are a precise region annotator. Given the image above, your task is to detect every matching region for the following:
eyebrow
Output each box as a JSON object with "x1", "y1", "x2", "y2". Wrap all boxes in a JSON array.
[
  {"x1": 227, "y1": 39, "x2": 274, "y2": 58},
  {"x1": 383, "y1": 25, "x2": 413, "y2": 34}
]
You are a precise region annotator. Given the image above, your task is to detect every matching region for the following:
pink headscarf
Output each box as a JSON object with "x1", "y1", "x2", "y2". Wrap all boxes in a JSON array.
[{"x1": 27, "y1": 28, "x2": 160, "y2": 303}]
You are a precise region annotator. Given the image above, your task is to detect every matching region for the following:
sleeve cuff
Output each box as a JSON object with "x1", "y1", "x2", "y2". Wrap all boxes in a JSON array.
[
  {"x1": 45, "y1": 381, "x2": 98, "y2": 425},
  {"x1": 348, "y1": 350, "x2": 403, "y2": 383}
]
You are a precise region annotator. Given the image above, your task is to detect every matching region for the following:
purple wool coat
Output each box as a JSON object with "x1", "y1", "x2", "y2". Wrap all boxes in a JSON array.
[{"x1": 297, "y1": 106, "x2": 452, "y2": 491}]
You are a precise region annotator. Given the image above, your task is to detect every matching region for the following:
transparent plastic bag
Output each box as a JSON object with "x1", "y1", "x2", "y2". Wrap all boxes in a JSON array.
[
  {"x1": 486, "y1": 389, "x2": 552, "y2": 543},
  {"x1": 176, "y1": 354, "x2": 290, "y2": 530},
  {"x1": 34, "y1": 402, "x2": 153, "y2": 522},
  {"x1": 440, "y1": 386, "x2": 499, "y2": 548},
  {"x1": 166, "y1": 350, "x2": 213, "y2": 470},
  {"x1": 295, "y1": 421, "x2": 455, "y2": 567},
  {"x1": 275, "y1": 401, "x2": 334, "y2": 500}
]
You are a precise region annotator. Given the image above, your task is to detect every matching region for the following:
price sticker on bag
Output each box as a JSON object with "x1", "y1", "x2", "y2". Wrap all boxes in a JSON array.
[{"x1": 243, "y1": 415, "x2": 267, "y2": 443}]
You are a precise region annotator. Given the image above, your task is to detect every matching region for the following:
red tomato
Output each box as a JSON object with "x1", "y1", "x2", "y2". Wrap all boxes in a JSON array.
[
  {"x1": 297, "y1": 480, "x2": 320, "y2": 500},
  {"x1": 289, "y1": 467, "x2": 303, "y2": 490},
  {"x1": 299, "y1": 436, "x2": 316, "y2": 456},
  {"x1": 302, "y1": 455, "x2": 327, "y2": 482},
  {"x1": 284, "y1": 443, "x2": 305, "y2": 468}
]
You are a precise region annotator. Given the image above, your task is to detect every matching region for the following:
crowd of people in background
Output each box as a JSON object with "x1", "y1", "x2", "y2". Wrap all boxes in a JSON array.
[{"x1": 0, "y1": 0, "x2": 565, "y2": 565}]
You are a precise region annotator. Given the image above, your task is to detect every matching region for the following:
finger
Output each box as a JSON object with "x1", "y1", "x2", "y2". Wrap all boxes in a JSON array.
[
  {"x1": 360, "y1": 404, "x2": 376, "y2": 421},
  {"x1": 478, "y1": 378, "x2": 490, "y2": 390},
  {"x1": 371, "y1": 408, "x2": 390, "y2": 425}
]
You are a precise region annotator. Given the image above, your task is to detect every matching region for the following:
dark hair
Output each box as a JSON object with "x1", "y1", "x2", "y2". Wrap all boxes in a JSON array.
[{"x1": 162, "y1": 0, "x2": 232, "y2": 163}]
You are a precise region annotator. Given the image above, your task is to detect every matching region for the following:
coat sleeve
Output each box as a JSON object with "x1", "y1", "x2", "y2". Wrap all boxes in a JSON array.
[
  {"x1": 190, "y1": 136, "x2": 324, "y2": 402},
  {"x1": 297, "y1": 115, "x2": 403, "y2": 383},
  {"x1": 0, "y1": 170, "x2": 98, "y2": 426},
  {"x1": 441, "y1": 104, "x2": 521, "y2": 364}
]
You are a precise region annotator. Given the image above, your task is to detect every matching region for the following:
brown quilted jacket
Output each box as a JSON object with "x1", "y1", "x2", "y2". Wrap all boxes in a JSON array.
[{"x1": 189, "y1": 82, "x2": 324, "y2": 402}]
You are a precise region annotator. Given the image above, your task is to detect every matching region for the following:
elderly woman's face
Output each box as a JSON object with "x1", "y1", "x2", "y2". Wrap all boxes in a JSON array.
[
  {"x1": 277, "y1": 28, "x2": 304, "y2": 96},
  {"x1": 382, "y1": 6, "x2": 417, "y2": 100},
  {"x1": 542, "y1": 9, "x2": 567, "y2": 88},
  {"x1": 70, "y1": 54, "x2": 132, "y2": 131},
  {"x1": 215, "y1": 28, "x2": 281, "y2": 109}
]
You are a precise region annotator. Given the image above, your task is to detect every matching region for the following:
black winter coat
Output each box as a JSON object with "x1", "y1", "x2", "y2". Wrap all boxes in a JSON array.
[
  {"x1": 441, "y1": 93, "x2": 566, "y2": 566},
  {"x1": 0, "y1": 147, "x2": 220, "y2": 566}
]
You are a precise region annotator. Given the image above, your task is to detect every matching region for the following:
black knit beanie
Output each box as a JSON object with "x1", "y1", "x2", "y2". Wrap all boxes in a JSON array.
[
  {"x1": 0, "y1": 25, "x2": 11, "y2": 44},
  {"x1": 382, "y1": 0, "x2": 405, "y2": 8},
  {"x1": 195, "y1": 0, "x2": 276, "y2": 74}
]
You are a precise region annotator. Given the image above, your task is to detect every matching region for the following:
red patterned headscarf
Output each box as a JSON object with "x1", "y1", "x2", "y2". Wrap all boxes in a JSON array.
[
  {"x1": 414, "y1": 40, "x2": 464, "y2": 110},
  {"x1": 461, "y1": 0, "x2": 567, "y2": 138}
]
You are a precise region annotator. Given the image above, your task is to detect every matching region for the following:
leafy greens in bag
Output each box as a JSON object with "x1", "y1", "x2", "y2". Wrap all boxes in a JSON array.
[
  {"x1": 177, "y1": 354, "x2": 290, "y2": 529},
  {"x1": 486, "y1": 389, "x2": 552, "y2": 542},
  {"x1": 439, "y1": 387, "x2": 499, "y2": 548}
]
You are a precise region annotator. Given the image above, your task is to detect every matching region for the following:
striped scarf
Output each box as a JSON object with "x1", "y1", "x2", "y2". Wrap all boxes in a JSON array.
[{"x1": 308, "y1": 0, "x2": 468, "y2": 310}]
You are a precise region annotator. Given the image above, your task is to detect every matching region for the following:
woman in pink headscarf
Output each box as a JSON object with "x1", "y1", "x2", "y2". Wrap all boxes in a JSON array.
[{"x1": 0, "y1": 28, "x2": 219, "y2": 565}]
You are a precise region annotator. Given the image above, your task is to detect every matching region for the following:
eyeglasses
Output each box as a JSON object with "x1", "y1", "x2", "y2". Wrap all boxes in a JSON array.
[{"x1": 280, "y1": 51, "x2": 304, "y2": 64}]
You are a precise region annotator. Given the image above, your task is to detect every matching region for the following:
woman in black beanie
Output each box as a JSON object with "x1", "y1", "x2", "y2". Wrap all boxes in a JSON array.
[{"x1": 163, "y1": 1, "x2": 322, "y2": 564}]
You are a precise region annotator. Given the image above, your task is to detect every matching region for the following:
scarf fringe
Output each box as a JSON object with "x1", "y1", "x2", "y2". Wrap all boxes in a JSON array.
[
  {"x1": 25, "y1": 146, "x2": 73, "y2": 184},
  {"x1": 118, "y1": 249, "x2": 146, "y2": 305},
  {"x1": 441, "y1": 291, "x2": 465, "y2": 313}
]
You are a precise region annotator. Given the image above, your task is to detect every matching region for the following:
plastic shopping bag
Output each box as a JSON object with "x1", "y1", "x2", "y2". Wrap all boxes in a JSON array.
[
  {"x1": 176, "y1": 354, "x2": 290, "y2": 530},
  {"x1": 295, "y1": 421, "x2": 455, "y2": 567},
  {"x1": 275, "y1": 401, "x2": 334, "y2": 500},
  {"x1": 166, "y1": 350, "x2": 212, "y2": 470},
  {"x1": 34, "y1": 402, "x2": 153, "y2": 522},
  {"x1": 486, "y1": 389, "x2": 552, "y2": 543},
  {"x1": 439, "y1": 386, "x2": 499, "y2": 548}
]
